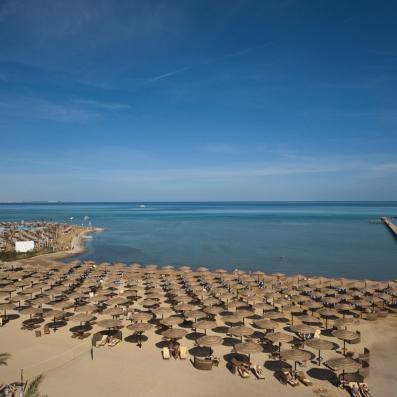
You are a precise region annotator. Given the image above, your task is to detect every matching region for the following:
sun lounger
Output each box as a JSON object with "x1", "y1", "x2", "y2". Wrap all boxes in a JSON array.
[
  {"x1": 348, "y1": 382, "x2": 362, "y2": 397},
  {"x1": 237, "y1": 366, "x2": 250, "y2": 378},
  {"x1": 35, "y1": 330, "x2": 42, "y2": 337},
  {"x1": 280, "y1": 369, "x2": 299, "y2": 387},
  {"x1": 95, "y1": 335, "x2": 107, "y2": 347},
  {"x1": 297, "y1": 371, "x2": 312, "y2": 386},
  {"x1": 108, "y1": 337, "x2": 120, "y2": 348},
  {"x1": 359, "y1": 383, "x2": 372, "y2": 397},
  {"x1": 180, "y1": 346, "x2": 187, "y2": 359},
  {"x1": 162, "y1": 347, "x2": 170, "y2": 359},
  {"x1": 251, "y1": 364, "x2": 265, "y2": 380},
  {"x1": 359, "y1": 348, "x2": 370, "y2": 364},
  {"x1": 211, "y1": 356, "x2": 220, "y2": 367}
]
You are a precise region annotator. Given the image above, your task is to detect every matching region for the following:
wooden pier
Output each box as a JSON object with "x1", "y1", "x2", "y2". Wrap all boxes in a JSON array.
[{"x1": 381, "y1": 217, "x2": 397, "y2": 237}]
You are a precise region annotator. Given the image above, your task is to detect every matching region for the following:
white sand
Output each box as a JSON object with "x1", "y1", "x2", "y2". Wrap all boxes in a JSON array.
[{"x1": 1, "y1": 304, "x2": 396, "y2": 397}]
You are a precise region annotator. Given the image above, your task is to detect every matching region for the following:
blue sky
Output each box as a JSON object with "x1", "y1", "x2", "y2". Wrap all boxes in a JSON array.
[{"x1": 0, "y1": 0, "x2": 396, "y2": 201}]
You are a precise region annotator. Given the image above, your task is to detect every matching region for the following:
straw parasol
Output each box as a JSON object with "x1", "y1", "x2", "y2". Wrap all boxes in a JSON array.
[
  {"x1": 195, "y1": 320, "x2": 217, "y2": 335},
  {"x1": 70, "y1": 313, "x2": 94, "y2": 336},
  {"x1": 280, "y1": 349, "x2": 312, "y2": 374},
  {"x1": 290, "y1": 323, "x2": 315, "y2": 337},
  {"x1": 161, "y1": 316, "x2": 184, "y2": 327},
  {"x1": 0, "y1": 302, "x2": 16, "y2": 319},
  {"x1": 253, "y1": 318, "x2": 278, "y2": 331},
  {"x1": 266, "y1": 332, "x2": 294, "y2": 353},
  {"x1": 197, "y1": 335, "x2": 223, "y2": 347},
  {"x1": 318, "y1": 307, "x2": 338, "y2": 329},
  {"x1": 130, "y1": 312, "x2": 152, "y2": 323},
  {"x1": 127, "y1": 322, "x2": 152, "y2": 347},
  {"x1": 103, "y1": 307, "x2": 124, "y2": 318},
  {"x1": 325, "y1": 356, "x2": 361, "y2": 383},
  {"x1": 230, "y1": 326, "x2": 254, "y2": 341},
  {"x1": 197, "y1": 335, "x2": 223, "y2": 356},
  {"x1": 332, "y1": 329, "x2": 358, "y2": 356},
  {"x1": 96, "y1": 319, "x2": 123, "y2": 330},
  {"x1": 234, "y1": 341, "x2": 263, "y2": 360},
  {"x1": 162, "y1": 328, "x2": 187, "y2": 340},
  {"x1": 306, "y1": 338, "x2": 337, "y2": 365}
]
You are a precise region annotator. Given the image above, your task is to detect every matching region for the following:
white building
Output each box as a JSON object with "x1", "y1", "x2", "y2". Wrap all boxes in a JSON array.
[{"x1": 15, "y1": 241, "x2": 35, "y2": 253}]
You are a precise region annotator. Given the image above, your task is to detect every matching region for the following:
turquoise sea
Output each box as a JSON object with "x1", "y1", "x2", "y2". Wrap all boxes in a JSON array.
[{"x1": 0, "y1": 202, "x2": 396, "y2": 280}]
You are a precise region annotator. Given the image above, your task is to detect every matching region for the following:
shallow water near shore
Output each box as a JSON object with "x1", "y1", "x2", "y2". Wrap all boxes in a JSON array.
[{"x1": 1, "y1": 202, "x2": 397, "y2": 279}]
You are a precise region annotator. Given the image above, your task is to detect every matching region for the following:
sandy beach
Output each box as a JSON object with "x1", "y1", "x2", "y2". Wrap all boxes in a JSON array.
[
  {"x1": 0, "y1": 313, "x2": 396, "y2": 397},
  {"x1": 20, "y1": 227, "x2": 103, "y2": 265},
  {"x1": 1, "y1": 261, "x2": 396, "y2": 397}
]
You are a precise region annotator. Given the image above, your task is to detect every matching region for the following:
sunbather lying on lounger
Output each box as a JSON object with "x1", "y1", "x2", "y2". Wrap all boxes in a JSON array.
[
  {"x1": 282, "y1": 369, "x2": 299, "y2": 386},
  {"x1": 349, "y1": 383, "x2": 361, "y2": 397},
  {"x1": 359, "y1": 383, "x2": 372, "y2": 397},
  {"x1": 238, "y1": 365, "x2": 250, "y2": 378}
]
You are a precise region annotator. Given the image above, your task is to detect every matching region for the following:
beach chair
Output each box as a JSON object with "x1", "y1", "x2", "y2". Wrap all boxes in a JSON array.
[
  {"x1": 44, "y1": 325, "x2": 50, "y2": 335},
  {"x1": 280, "y1": 369, "x2": 299, "y2": 387},
  {"x1": 35, "y1": 330, "x2": 42, "y2": 337},
  {"x1": 211, "y1": 356, "x2": 220, "y2": 367},
  {"x1": 297, "y1": 371, "x2": 312, "y2": 386},
  {"x1": 251, "y1": 364, "x2": 265, "y2": 380},
  {"x1": 96, "y1": 335, "x2": 107, "y2": 347},
  {"x1": 349, "y1": 331, "x2": 361, "y2": 344},
  {"x1": 108, "y1": 337, "x2": 120, "y2": 348},
  {"x1": 179, "y1": 346, "x2": 187, "y2": 360},
  {"x1": 348, "y1": 382, "x2": 361, "y2": 397},
  {"x1": 359, "y1": 348, "x2": 370, "y2": 364},
  {"x1": 359, "y1": 383, "x2": 372, "y2": 397},
  {"x1": 162, "y1": 347, "x2": 170, "y2": 360},
  {"x1": 237, "y1": 366, "x2": 250, "y2": 379}
]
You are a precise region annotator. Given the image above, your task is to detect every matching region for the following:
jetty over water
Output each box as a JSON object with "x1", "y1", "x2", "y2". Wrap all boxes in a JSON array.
[{"x1": 381, "y1": 217, "x2": 397, "y2": 237}]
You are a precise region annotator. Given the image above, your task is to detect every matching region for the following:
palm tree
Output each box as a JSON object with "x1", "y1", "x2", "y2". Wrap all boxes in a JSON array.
[
  {"x1": 0, "y1": 352, "x2": 11, "y2": 366},
  {"x1": 24, "y1": 374, "x2": 48, "y2": 397}
]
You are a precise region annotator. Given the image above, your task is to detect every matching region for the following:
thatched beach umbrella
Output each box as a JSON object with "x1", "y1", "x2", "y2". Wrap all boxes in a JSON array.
[
  {"x1": 0, "y1": 302, "x2": 16, "y2": 320},
  {"x1": 127, "y1": 322, "x2": 152, "y2": 348},
  {"x1": 230, "y1": 326, "x2": 254, "y2": 341},
  {"x1": 266, "y1": 332, "x2": 294, "y2": 353},
  {"x1": 325, "y1": 356, "x2": 361, "y2": 383},
  {"x1": 161, "y1": 316, "x2": 184, "y2": 328},
  {"x1": 235, "y1": 341, "x2": 263, "y2": 360},
  {"x1": 280, "y1": 349, "x2": 312, "y2": 374},
  {"x1": 306, "y1": 338, "x2": 337, "y2": 365},
  {"x1": 253, "y1": 318, "x2": 278, "y2": 331},
  {"x1": 130, "y1": 311, "x2": 152, "y2": 323},
  {"x1": 162, "y1": 328, "x2": 187, "y2": 340},
  {"x1": 197, "y1": 335, "x2": 223, "y2": 356},
  {"x1": 195, "y1": 320, "x2": 217, "y2": 335},
  {"x1": 332, "y1": 329, "x2": 358, "y2": 356},
  {"x1": 290, "y1": 323, "x2": 315, "y2": 339},
  {"x1": 96, "y1": 319, "x2": 123, "y2": 330},
  {"x1": 318, "y1": 308, "x2": 338, "y2": 329},
  {"x1": 71, "y1": 313, "x2": 94, "y2": 336},
  {"x1": 103, "y1": 307, "x2": 124, "y2": 318}
]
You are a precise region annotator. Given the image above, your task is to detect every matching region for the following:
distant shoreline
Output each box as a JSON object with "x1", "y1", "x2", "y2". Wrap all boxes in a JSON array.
[{"x1": 20, "y1": 227, "x2": 103, "y2": 263}]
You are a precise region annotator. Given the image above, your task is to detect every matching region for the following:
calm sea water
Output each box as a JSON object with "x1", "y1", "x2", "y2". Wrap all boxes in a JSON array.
[{"x1": 0, "y1": 202, "x2": 396, "y2": 280}]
